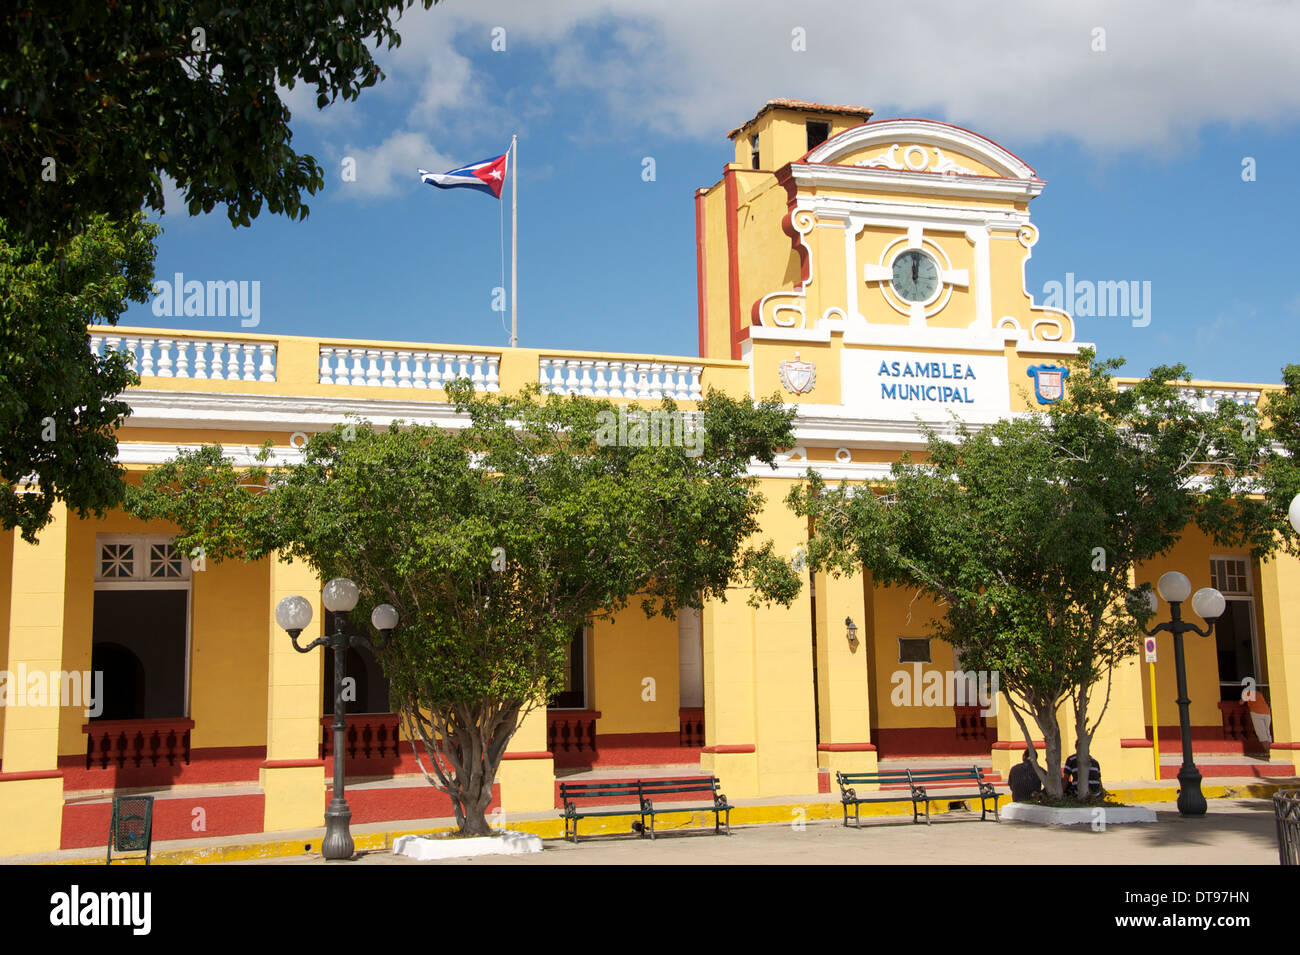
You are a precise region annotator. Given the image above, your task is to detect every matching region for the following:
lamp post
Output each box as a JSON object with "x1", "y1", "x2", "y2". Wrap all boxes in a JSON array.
[
  {"x1": 1135, "y1": 571, "x2": 1224, "y2": 816},
  {"x1": 275, "y1": 578, "x2": 398, "y2": 861}
]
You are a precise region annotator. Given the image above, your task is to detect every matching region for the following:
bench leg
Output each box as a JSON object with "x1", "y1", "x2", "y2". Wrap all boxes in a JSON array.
[
  {"x1": 725, "y1": 808, "x2": 731, "y2": 835},
  {"x1": 855, "y1": 803, "x2": 862, "y2": 829},
  {"x1": 925, "y1": 799, "x2": 932, "y2": 826}
]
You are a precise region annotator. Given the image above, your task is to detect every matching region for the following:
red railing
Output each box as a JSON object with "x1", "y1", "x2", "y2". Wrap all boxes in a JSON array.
[
  {"x1": 547, "y1": 710, "x2": 600, "y2": 768},
  {"x1": 83, "y1": 718, "x2": 194, "y2": 771},
  {"x1": 954, "y1": 705, "x2": 991, "y2": 743},
  {"x1": 1218, "y1": 701, "x2": 1268, "y2": 756},
  {"x1": 679, "y1": 707, "x2": 705, "y2": 747},
  {"x1": 319, "y1": 713, "x2": 403, "y2": 761}
]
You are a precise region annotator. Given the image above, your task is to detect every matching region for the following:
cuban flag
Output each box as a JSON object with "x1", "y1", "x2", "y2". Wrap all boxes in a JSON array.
[{"x1": 418, "y1": 153, "x2": 508, "y2": 199}]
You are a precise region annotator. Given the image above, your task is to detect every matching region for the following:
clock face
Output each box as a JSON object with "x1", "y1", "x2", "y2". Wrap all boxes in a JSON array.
[{"x1": 891, "y1": 249, "x2": 940, "y2": 303}]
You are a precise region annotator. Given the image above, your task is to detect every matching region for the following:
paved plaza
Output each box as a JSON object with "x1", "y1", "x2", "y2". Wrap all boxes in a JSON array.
[{"x1": 231, "y1": 799, "x2": 1280, "y2": 865}]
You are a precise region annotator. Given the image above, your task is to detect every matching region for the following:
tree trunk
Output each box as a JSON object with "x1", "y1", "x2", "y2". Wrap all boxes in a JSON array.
[
  {"x1": 1074, "y1": 694, "x2": 1096, "y2": 801},
  {"x1": 1035, "y1": 707, "x2": 1064, "y2": 799},
  {"x1": 400, "y1": 699, "x2": 522, "y2": 836}
]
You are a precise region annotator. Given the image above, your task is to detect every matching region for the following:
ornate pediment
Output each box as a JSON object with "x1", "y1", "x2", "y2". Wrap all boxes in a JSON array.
[
  {"x1": 804, "y1": 119, "x2": 1039, "y2": 181},
  {"x1": 853, "y1": 143, "x2": 984, "y2": 177}
]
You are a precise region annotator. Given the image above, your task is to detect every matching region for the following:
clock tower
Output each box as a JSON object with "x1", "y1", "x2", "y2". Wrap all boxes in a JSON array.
[{"x1": 695, "y1": 99, "x2": 1082, "y2": 418}]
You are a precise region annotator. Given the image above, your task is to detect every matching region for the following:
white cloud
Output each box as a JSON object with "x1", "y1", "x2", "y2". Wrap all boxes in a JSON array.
[
  {"x1": 374, "y1": 0, "x2": 1300, "y2": 153},
  {"x1": 335, "y1": 131, "x2": 454, "y2": 199}
]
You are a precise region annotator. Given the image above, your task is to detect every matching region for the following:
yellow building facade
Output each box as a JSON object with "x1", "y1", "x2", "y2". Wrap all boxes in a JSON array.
[{"x1": 1, "y1": 99, "x2": 1296, "y2": 855}]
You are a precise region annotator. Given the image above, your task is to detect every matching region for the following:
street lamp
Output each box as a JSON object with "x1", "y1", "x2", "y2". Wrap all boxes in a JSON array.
[
  {"x1": 1289, "y1": 492, "x2": 1300, "y2": 535},
  {"x1": 275, "y1": 578, "x2": 398, "y2": 860},
  {"x1": 1134, "y1": 571, "x2": 1224, "y2": 816}
]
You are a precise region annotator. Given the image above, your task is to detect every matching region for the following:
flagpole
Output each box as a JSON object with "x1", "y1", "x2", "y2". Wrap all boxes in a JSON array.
[{"x1": 510, "y1": 133, "x2": 518, "y2": 348}]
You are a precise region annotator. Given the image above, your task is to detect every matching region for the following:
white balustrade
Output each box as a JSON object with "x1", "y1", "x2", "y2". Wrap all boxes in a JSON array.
[
  {"x1": 89, "y1": 333, "x2": 276, "y2": 382},
  {"x1": 318, "y1": 346, "x2": 501, "y2": 392},
  {"x1": 538, "y1": 357, "x2": 704, "y2": 401},
  {"x1": 1117, "y1": 383, "x2": 1261, "y2": 412}
]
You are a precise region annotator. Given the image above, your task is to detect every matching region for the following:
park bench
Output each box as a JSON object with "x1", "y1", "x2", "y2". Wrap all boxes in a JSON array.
[
  {"x1": 558, "y1": 775, "x2": 733, "y2": 843},
  {"x1": 836, "y1": 766, "x2": 1000, "y2": 827}
]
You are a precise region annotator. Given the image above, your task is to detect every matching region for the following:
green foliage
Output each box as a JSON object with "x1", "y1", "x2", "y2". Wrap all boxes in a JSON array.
[
  {"x1": 785, "y1": 349, "x2": 1292, "y2": 792},
  {"x1": 1, "y1": 1, "x2": 439, "y2": 239},
  {"x1": 1259, "y1": 364, "x2": 1300, "y2": 553},
  {"x1": 128, "y1": 383, "x2": 796, "y2": 831},
  {"x1": 1, "y1": 2, "x2": 439, "y2": 537},
  {"x1": 0, "y1": 213, "x2": 158, "y2": 540}
]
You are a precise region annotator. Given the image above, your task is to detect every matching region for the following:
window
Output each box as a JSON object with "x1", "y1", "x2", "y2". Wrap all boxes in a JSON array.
[
  {"x1": 96, "y1": 537, "x2": 192, "y2": 583},
  {"x1": 549, "y1": 624, "x2": 587, "y2": 709},
  {"x1": 750, "y1": 134, "x2": 760, "y2": 170},
  {"x1": 806, "y1": 120, "x2": 830, "y2": 151},
  {"x1": 1210, "y1": 558, "x2": 1249, "y2": 596},
  {"x1": 898, "y1": 637, "x2": 931, "y2": 664},
  {"x1": 92, "y1": 536, "x2": 191, "y2": 720}
]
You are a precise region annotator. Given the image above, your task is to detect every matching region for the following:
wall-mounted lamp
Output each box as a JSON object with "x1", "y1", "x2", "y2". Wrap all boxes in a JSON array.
[{"x1": 845, "y1": 617, "x2": 859, "y2": 648}]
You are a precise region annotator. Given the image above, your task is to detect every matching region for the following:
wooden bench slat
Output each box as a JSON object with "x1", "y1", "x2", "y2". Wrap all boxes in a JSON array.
[
  {"x1": 835, "y1": 765, "x2": 1000, "y2": 828},
  {"x1": 559, "y1": 774, "x2": 732, "y2": 844}
]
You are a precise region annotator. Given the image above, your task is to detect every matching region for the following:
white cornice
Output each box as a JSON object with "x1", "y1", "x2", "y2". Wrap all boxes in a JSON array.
[
  {"x1": 121, "y1": 389, "x2": 471, "y2": 432},
  {"x1": 789, "y1": 163, "x2": 1044, "y2": 202},
  {"x1": 116, "y1": 442, "x2": 306, "y2": 466}
]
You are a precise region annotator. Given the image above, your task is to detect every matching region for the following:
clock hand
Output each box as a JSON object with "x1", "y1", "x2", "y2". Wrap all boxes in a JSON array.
[{"x1": 912, "y1": 254, "x2": 919, "y2": 283}]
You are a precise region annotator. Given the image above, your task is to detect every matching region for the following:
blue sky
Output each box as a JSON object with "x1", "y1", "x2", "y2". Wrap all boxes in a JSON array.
[{"x1": 127, "y1": 1, "x2": 1300, "y2": 386}]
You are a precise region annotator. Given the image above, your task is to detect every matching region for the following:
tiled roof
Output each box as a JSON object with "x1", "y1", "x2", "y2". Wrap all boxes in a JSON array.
[{"x1": 727, "y1": 98, "x2": 874, "y2": 138}]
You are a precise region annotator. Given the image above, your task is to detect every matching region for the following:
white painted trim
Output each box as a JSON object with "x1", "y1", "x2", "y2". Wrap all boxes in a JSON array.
[
  {"x1": 789, "y1": 164, "x2": 1043, "y2": 202},
  {"x1": 747, "y1": 325, "x2": 833, "y2": 343},
  {"x1": 121, "y1": 389, "x2": 472, "y2": 432},
  {"x1": 116, "y1": 442, "x2": 305, "y2": 467},
  {"x1": 820, "y1": 196, "x2": 1032, "y2": 232}
]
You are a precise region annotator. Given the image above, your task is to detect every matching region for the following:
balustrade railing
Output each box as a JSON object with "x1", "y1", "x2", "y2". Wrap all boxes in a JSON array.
[
  {"x1": 319, "y1": 713, "x2": 403, "y2": 761},
  {"x1": 84, "y1": 718, "x2": 194, "y2": 771},
  {"x1": 90, "y1": 333, "x2": 276, "y2": 381},
  {"x1": 539, "y1": 357, "x2": 703, "y2": 401},
  {"x1": 1117, "y1": 382, "x2": 1261, "y2": 412},
  {"x1": 319, "y1": 346, "x2": 500, "y2": 391},
  {"x1": 954, "y1": 705, "x2": 991, "y2": 743},
  {"x1": 679, "y1": 707, "x2": 705, "y2": 748},
  {"x1": 1218, "y1": 700, "x2": 1268, "y2": 755},
  {"x1": 547, "y1": 709, "x2": 599, "y2": 767}
]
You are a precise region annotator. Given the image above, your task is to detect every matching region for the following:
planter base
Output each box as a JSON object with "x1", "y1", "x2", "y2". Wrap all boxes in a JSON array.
[
  {"x1": 1001, "y1": 803, "x2": 1157, "y2": 826},
  {"x1": 393, "y1": 830, "x2": 543, "y2": 861}
]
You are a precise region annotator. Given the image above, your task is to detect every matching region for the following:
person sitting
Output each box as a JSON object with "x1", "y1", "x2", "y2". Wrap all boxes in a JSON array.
[
  {"x1": 1007, "y1": 750, "x2": 1042, "y2": 802},
  {"x1": 1063, "y1": 753, "x2": 1102, "y2": 798}
]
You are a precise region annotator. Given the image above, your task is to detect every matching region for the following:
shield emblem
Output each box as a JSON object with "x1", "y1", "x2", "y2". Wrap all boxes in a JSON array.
[
  {"x1": 779, "y1": 359, "x2": 816, "y2": 395},
  {"x1": 1027, "y1": 364, "x2": 1069, "y2": 404}
]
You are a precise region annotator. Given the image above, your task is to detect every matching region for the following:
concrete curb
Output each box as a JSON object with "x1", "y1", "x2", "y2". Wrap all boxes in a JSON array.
[{"x1": 11, "y1": 779, "x2": 1293, "y2": 865}]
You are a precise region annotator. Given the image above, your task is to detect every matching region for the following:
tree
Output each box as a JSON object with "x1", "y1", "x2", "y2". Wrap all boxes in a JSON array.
[
  {"x1": 1, "y1": 1, "x2": 441, "y2": 538},
  {"x1": 1259, "y1": 364, "x2": 1300, "y2": 551},
  {"x1": 0, "y1": 214, "x2": 158, "y2": 540},
  {"x1": 783, "y1": 351, "x2": 1288, "y2": 799},
  {"x1": 2, "y1": 1, "x2": 439, "y2": 239},
  {"x1": 127, "y1": 383, "x2": 801, "y2": 834}
]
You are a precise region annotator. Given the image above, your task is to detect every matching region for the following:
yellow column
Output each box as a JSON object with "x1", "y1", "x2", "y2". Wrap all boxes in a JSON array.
[
  {"x1": 814, "y1": 568, "x2": 877, "y2": 776},
  {"x1": 1259, "y1": 552, "x2": 1300, "y2": 758},
  {"x1": 259, "y1": 556, "x2": 326, "y2": 831},
  {"x1": 700, "y1": 485, "x2": 818, "y2": 798},
  {"x1": 700, "y1": 595, "x2": 760, "y2": 796},
  {"x1": 497, "y1": 704, "x2": 555, "y2": 815},
  {"x1": 0, "y1": 506, "x2": 70, "y2": 855}
]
